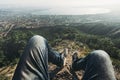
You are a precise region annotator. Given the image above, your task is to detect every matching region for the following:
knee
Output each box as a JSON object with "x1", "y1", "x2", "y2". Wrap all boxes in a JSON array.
[
  {"x1": 90, "y1": 50, "x2": 110, "y2": 60},
  {"x1": 28, "y1": 35, "x2": 47, "y2": 47},
  {"x1": 30, "y1": 35, "x2": 45, "y2": 41}
]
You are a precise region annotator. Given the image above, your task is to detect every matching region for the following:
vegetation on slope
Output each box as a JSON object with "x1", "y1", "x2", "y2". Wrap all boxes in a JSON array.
[{"x1": 0, "y1": 26, "x2": 120, "y2": 79}]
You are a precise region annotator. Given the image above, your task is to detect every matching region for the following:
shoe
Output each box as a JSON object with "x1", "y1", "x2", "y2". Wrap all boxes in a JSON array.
[
  {"x1": 72, "y1": 52, "x2": 78, "y2": 62},
  {"x1": 60, "y1": 48, "x2": 68, "y2": 67},
  {"x1": 70, "y1": 52, "x2": 79, "y2": 80},
  {"x1": 70, "y1": 61, "x2": 79, "y2": 80}
]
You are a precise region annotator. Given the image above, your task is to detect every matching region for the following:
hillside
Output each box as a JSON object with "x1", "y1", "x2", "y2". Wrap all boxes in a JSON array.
[
  {"x1": 0, "y1": 40, "x2": 89, "y2": 80},
  {"x1": 0, "y1": 26, "x2": 120, "y2": 80},
  {"x1": 0, "y1": 7, "x2": 120, "y2": 80},
  {"x1": 70, "y1": 22, "x2": 120, "y2": 39},
  {"x1": 0, "y1": 40, "x2": 120, "y2": 80}
]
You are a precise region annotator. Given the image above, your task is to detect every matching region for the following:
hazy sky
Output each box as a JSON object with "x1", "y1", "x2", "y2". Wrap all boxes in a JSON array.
[{"x1": 0, "y1": 0, "x2": 120, "y2": 8}]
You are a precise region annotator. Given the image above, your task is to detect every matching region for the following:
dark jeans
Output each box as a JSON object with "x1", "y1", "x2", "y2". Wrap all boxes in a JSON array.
[
  {"x1": 12, "y1": 35, "x2": 116, "y2": 80},
  {"x1": 12, "y1": 35, "x2": 63, "y2": 80},
  {"x1": 72, "y1": 50, "x2": 116, "y2": 80}
]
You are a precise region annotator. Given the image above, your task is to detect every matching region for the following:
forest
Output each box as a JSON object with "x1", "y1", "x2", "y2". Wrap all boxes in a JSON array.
[
  {"x1": 0, "y1": 25, "x2": 120, "y2": 73},
  {"x1": 0, "y1": 18, "x2": 120, "y2": 79}
]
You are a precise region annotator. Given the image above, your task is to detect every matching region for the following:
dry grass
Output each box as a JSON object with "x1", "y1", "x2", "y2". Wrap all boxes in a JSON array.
[{"x1": 0, "y1": 40, "x2": 119, "y2": 80}]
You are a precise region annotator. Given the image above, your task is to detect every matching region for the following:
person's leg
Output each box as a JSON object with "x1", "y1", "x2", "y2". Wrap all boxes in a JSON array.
[
  {"x1": 12, "y1": 35, "x2": 64, "y2": 80},
  {"x1": 12, "y1": 35, "x2": 49, "y2": 80},
  {"x1": 72, "y1": 50, "x2": 116, "y2": 80},
  {"x1": 48, "y1": 45, "x2": 65, "y2": 67}
]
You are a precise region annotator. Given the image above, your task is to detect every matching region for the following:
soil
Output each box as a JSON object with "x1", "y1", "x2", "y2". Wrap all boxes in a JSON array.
[
  {"x1": 48, "y1": 48, "x2": 84, "y2": 80},
  {"x1": 0, "y1": 40, "x2": 120, "y2": 80}
]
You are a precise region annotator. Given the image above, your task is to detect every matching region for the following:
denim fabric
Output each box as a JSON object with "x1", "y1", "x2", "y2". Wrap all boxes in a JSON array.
[
  {"x1": 72, "y1": 50, "x2": 116, "y2": 80},
  {"x1": 12, "y1": 35, "x2": 116, "y2": 80},
  {"x1": 12, "y1": 35, "x2": 63, "y2": 80}
]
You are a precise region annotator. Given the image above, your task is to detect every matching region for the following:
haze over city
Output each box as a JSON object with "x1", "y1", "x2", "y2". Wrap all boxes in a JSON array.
[
  {"x1": 0, "y1": 0, "x2": 119, "y2": 9},
  {"x1": 0, "y1": 0, "x2": 119, "y2": 15}
]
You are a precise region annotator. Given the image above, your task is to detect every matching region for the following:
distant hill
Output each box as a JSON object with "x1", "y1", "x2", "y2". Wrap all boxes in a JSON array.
[{"x1": 69, "y1": 22, "x2": 120, "y2": 39}]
